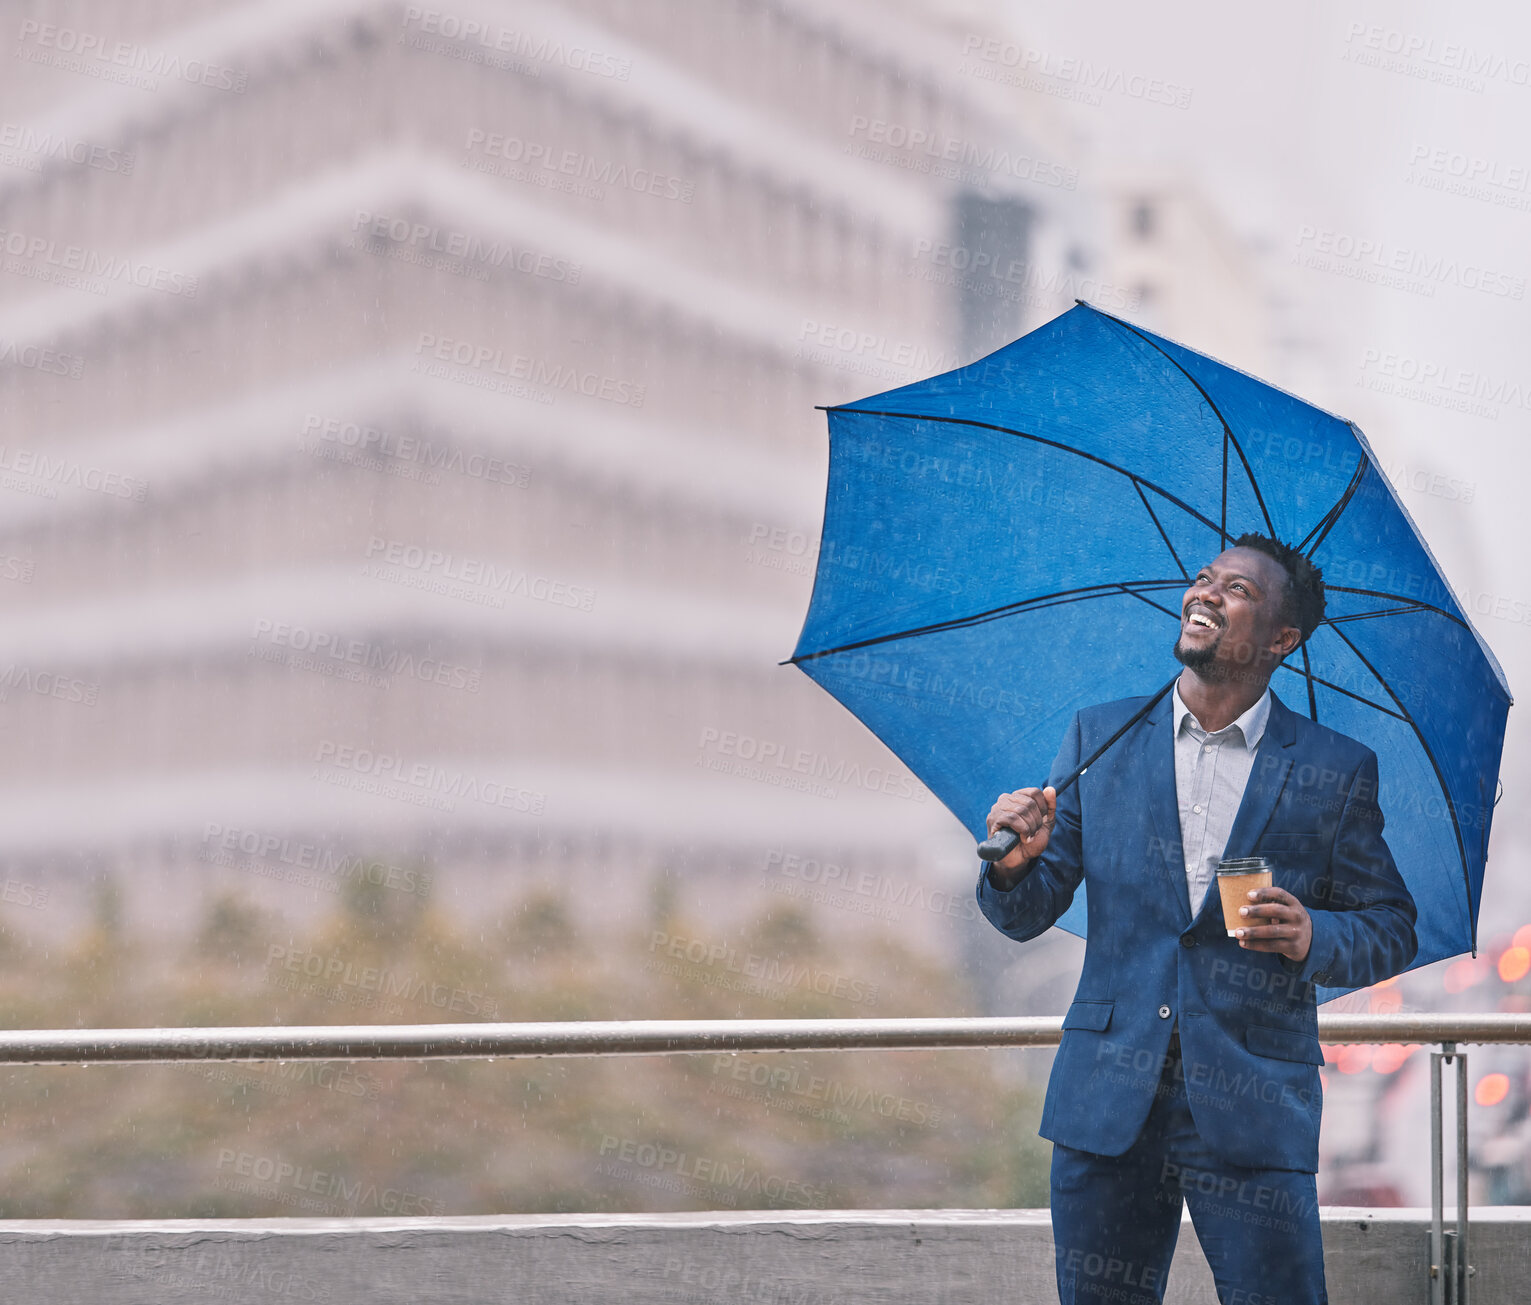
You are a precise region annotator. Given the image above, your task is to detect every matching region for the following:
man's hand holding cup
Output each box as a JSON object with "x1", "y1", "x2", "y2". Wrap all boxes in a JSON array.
[{"x1": 984, "y1": 786, "x2": 1057, "y2": 889}]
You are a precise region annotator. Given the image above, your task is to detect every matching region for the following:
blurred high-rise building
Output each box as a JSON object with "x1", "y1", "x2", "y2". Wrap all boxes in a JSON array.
[
  {"x1": 0, "y1": 0, "x2": 1110, "y2": 965},
  {"x1": 1095, "y1": 176, "x2": 1275, "y2": 377}
]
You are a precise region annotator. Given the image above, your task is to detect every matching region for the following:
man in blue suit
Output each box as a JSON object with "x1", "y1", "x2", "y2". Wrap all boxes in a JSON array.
[{"x1": 979, "y1": 534, "x2": 1417, "y2": 1305}]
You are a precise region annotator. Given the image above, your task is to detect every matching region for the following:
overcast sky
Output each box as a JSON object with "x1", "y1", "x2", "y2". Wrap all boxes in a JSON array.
[{"x1": 980, "y1": 0, "x2": 1531, "y2": 924}]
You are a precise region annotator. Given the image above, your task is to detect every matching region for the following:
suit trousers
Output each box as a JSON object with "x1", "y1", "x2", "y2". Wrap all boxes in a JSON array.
[{"x1": 1049, "y1": 1036, "x2": 1327, "y2": 1305}]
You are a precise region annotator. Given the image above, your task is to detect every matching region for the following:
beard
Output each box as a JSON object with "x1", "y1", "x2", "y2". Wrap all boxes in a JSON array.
[
  {"x1": 1173, "y1": 632, "x2": 1221, "y2": 675},
  {"x1": 1174, "y1": 630, "x2": 1270, "y2": 684}
]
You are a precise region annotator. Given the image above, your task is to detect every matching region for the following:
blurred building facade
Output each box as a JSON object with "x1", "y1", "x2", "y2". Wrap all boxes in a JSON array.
[
  {"x1": 1095, "y1": 176, "x2": 1276, "y2": 376},
  {"x1": 0, "y1": 0, "x2": 1124, "y2": 972}
]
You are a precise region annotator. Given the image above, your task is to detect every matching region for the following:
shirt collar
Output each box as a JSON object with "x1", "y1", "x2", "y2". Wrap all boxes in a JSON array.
[{"x1": 1172, "y1": 679, "x2": 1271, "y2": 752}]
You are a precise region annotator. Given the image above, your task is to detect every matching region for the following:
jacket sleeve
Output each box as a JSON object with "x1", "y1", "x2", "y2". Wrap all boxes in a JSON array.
[
  {"x1": 1283, "y1": 749, "x2": 1418, "y2": 990},
  {"x1": 975, "y1": 711, "x2": 1087, "y2": 944}
]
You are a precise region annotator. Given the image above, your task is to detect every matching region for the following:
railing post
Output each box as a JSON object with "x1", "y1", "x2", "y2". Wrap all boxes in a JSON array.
[
  {"x1": 1430, "y1": 1043, "x2": 1473, "y2": 1305},
  {"x1": 1431, "y1": 1045, "x2": 1445, "y2": 1305},
  {"x1": 1455, "y1": 1051, "x2": 1471, "y2": 1305}
]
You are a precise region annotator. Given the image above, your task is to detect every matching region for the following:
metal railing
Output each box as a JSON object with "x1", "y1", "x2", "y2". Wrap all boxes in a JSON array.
[
  {"x1": 2, "y1": 1012, "x2": 1524, "y2": 1063},
  {"x1": 8, "y1": 1012, "x2": 1522, "y2": 1305}
]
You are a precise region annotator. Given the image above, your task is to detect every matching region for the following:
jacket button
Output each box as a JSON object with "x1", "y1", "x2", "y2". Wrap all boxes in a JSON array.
[
  {"x1": 1180, "y1": 934, "x2": 1196, "y2": 948},
  {"x1": 1158, "y1": 1005, "x2": 1171, "y2": 1019}
]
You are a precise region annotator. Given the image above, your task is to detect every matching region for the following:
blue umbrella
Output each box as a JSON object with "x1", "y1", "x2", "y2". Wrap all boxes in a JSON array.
[{"x1": 788, "y1": 301, "x2": 1511, "y2": 985}]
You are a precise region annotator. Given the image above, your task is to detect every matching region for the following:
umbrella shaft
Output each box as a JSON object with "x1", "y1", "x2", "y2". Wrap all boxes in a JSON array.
[{"x1": 976, "y1": 675, "x2": 1178, "y2": 862}]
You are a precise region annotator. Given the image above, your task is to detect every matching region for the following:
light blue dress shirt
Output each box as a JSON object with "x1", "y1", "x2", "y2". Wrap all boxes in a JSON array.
[{"x1": 1172, "y1": 679, "x2": 1271, "y2": 916}]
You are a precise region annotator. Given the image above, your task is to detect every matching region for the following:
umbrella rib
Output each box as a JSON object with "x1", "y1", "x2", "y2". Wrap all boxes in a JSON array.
[
  {"x1": 1131, "y1": 481, "x2": 1189, "y2": 579},
  {"x1": 1222, "y1": 430, "x2": 1229, "y2": 547},
  {"x1": 1297, "y1": 453, "x2": 1370, "y2": 556},
  {"x1": 1086, "y1": 306, "x2": 1276, "y2": 539},
  {"x1": 788, "y1": 580, "x2": 1187, "y2": 663},
  {"x1": 828, "y1": 408, "x2": 1227, "y2": 539},
  {"x1": 1322, "y1": 585, "x2": 1470, "y2": 631},
  {"x1": 1325, "y1": 622, "x2": 1474, "y2": 953},
  {"x1": 1116, "y1": 584, "x2": 1182, "y2": 622},
  {"x1": 1272, "y1": 661, "x2": 1407, "y2": 722},
  {"x1": 1299, "y1": 643, "x2": 1319, "y2": 721},
  {"x1": 1325, "y1": 603, "x2": 1436, "y2": 626}
]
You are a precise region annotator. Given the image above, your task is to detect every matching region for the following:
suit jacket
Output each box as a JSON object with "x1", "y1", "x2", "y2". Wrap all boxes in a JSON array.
[{"x1": 977, "y1": 688, "x2": 1418, "y2": 1172}]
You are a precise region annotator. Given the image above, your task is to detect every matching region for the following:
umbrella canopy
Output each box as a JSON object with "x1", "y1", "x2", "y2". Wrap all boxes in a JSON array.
[{"x1": 788, "y1": 302, "x2": 1511, "y2": 981}]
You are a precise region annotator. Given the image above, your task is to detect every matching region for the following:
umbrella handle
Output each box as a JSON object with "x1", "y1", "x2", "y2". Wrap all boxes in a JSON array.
[
  {"x1": 975, "y1": 675, "x2": 1179, "y2": 864},
  {"x1": 976, "y1": 828, "x2": 1022, "y2": 862}
]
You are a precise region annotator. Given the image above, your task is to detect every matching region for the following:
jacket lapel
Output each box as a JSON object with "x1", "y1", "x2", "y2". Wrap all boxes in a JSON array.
[
  {"x1": 1140, "y1": 690, "x2": 1192, "y2": 926},
  {"x1": 1222, "y1": 692, "x2": 1297, "y2": 860}
]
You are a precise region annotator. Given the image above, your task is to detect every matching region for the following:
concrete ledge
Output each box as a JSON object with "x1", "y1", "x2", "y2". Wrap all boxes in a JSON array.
[{"x1": 0, "y1": 1208, "x2": 1525, "y2": 1302}]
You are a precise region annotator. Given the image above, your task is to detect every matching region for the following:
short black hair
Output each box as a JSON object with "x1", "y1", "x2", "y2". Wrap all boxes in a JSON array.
[{"x1": 1231, "y1": 533, "x2": 1326, "y2": 646}]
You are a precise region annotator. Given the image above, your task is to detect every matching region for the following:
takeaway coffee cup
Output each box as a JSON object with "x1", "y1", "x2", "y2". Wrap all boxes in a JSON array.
[{"x1": 1217, "y1": 857, "x2": 1273, "y2": 937}]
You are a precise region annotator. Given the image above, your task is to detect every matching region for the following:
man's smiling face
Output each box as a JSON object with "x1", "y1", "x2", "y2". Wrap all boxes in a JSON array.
[{"x1": 1174, "y1": 546, "x2": 1301, "y2": 682}]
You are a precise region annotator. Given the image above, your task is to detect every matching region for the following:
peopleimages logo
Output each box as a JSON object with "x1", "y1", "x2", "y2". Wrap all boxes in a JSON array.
[
  {"x1": 597, "y1": 1134, "x2": 827, "y2": 1207},
  {"x1": 462, "y1": 130, "x2": 694, "y2": 202},
  {"x1": 201, "y1": 822, "x2": 432, "y2": 899},
  {"x1": 1359, "y1": 348, "x2": 1530, "y2": 404},
  {"x1": 698, "y1": 726, "x2": 929, "y2": 803},
  {"x1": 186, "y1": 1059, "x2": 380, "y2": 1103},
  {"x1": 0, "y1": 339, "x2": 83, "y2": 378},
  {"x1": 1407, "y1": 144, "x2": 1531, "y2": 194},
  {"x1": 215, "y1": 1148, "x2": 444, "y2": 1216},
  {"x1": 646, "y1": 930, "x2": 879, "y2": 1008},
  {"x1": 401, "y1": 6, "x2": 631, "y2": 80},
  {"x1": 1357, "y1": 347, "x2": 1527, "y2": 424},
  {"x1": 0, "y1": 445, "x2": 146, "y2": 501},
  {"x1": 0, "y1": 225, "x2": 198, "y2": 297},
  {"x1": 846, "y1": 115, "x2": 1079, "y2": 190},
  {"x1": 661, "y1": 1256, "x2": 838, "y2": 1305},
  {"x1": 709, "y1": 1054, "x2": 947, "y2": 1128},
  {"x1": 0, "y1": 123, "x2": 134, "y2": 174},
  {"x1": 0, "y1": 878, "x2": 47, "y2": 910},
  {"x1": 410, "y1": 333, "x2": 643, "y2": 407},
  {"x1": 1341, "y1": 22, "x2": 1530, "y2": 91},
  {"x1": 114, "y1": 1234, "x2": 325, "y2": 1301},
  {"x1": 14, "y1": 20, "x2": 248, "y2": 93},
  {"x1": 362, "y1": 536, "x2": 597, "y2": 612},
  {"x1": 250, "y1": 620, "x2": 482, "y2": 693},
  {"x1": 1293, "y1": 225, "x2": 1525, "y2": 299},
  {"x1": 764, "y1": 848, "x2": 979, "y2": 923},
  {"x1": 313, "y1": 740, "x2": 548, "y2": 815},
  {"x1": 265, "y1": 944, "x2": 499, "y2": 1018},
  {"x1": 0, "y1": 664, "x2": 98, "y2": 706},
  {"x1": 908, "y1": 239, "x2": 1142, "y2": 313},
  {"x1": 350, "y1": 213, "x2": 581, "y2": 283},
  {"x1": 795, "y1": 319, "x2": 960, "y2": 381},
  {"x1": 743, "y1": 522, "x2": 817, "y2": 578},
  {"x1": 958, "y1": 35, "x2": 1193, "y2": 108},
  {"x1": 300, "y1": 414, "x2": 532, "y2": 488}
]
